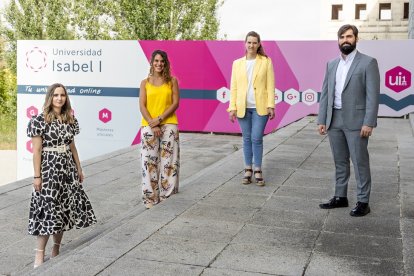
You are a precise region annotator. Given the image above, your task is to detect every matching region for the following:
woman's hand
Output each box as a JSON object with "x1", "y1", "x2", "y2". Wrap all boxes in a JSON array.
[
  {"x1": 148, "y1": 117, "x2": 161, "y2": 128},
  {"x1": 267, "y1": 108, "x2": 275, "y2": 120},
  {"x1": 229, "y1": 110, "x2": 237, "y2": 123},
  {"x1": 78, "y1": 169, "x2": 85, "y2": 184},
  {"x1": 152, "y1": 126, "x2": 162, "y2": 137},
  {"x1": 33, "y1": 178, "x2": 42, "y2": 192}
]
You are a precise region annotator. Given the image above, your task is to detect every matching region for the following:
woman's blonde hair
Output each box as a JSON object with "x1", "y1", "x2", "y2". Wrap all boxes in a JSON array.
[{"x1": 43, "y1": 83, "x2": 74, "y2": 124}]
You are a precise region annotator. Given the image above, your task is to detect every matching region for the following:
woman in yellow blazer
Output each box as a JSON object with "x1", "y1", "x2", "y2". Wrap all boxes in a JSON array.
[{"x1": 228, "y1": 31, "x2": 275, "y2": 186}]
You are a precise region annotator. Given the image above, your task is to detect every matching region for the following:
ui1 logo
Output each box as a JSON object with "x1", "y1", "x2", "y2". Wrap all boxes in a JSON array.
[
  {"x1": 385, "y1": 66, "x2": 411, "y2": 93},
  {"x1": 216, "y1": 87, "x2": 230, "y2": 103},
  {"x1": 26, "y1": 106, "x2": 39, "y2": 118},
  {"x1": 99, "y1": 108, "x2": 112, "y2": 123}
]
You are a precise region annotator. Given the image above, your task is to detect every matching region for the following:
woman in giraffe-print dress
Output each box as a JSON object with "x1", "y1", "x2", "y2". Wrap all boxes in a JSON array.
[{"x1": 27, "y1": 83, "x2": 96, "y2": 268}]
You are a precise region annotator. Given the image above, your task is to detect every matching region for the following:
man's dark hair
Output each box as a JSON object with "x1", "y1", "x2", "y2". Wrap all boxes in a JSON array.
[{"x1": 337, "y1": 24, "x2": 359, "y2": 38}]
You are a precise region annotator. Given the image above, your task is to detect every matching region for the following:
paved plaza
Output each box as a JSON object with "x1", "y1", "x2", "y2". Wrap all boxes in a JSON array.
[{"x1": 0, "y1": 116, "x2": 413, "y2": 275}]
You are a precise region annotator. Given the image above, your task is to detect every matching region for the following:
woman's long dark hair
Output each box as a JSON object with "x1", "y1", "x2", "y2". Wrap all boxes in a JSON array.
[
  {"x1": 149, "y1": 49, "x2": 172, "y2": 83},
  {"x1": 245, "y1": 31, "x2": 267, "y2": 57}
]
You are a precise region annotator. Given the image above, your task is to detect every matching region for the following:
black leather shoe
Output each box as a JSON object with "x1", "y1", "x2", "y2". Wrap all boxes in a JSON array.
[
  {"x1": 319, "y1": 197, "x2": 349, "y2": 209},
  {"x1": 350, "y1": 202, "x2": 370, "y2": 217}
]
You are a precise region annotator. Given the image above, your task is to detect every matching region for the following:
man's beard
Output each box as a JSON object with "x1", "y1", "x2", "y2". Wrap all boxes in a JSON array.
[{"x1": 339, "y1": 42, "x2": 356, "y2": 55}]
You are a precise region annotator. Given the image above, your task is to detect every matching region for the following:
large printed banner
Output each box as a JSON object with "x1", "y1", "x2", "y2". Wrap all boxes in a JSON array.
[{"x1": 17, "y1": 40, "x2": 414, "y2": 180}]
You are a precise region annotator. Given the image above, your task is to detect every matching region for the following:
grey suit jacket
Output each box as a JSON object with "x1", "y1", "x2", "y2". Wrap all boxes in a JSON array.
[{"x1": 317, "y1": 51, "x2": 380, "y2": 130}]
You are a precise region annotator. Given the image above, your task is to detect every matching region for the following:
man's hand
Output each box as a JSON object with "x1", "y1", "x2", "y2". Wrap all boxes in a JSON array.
[
  {"x1": 360, "y1": 125, "x2": 373, "y2": 138},
  {"x1": 318, "y1": 124, "x2": 327, "y2": 135}
]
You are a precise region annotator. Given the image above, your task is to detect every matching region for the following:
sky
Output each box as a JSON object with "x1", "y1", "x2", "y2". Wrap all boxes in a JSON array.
[
  {"x1": 0, "y1": 0, "x2": 322, "y2": 40},
  {"x1": 217, "y1": 0, "x2": 322, "y2": 40}
]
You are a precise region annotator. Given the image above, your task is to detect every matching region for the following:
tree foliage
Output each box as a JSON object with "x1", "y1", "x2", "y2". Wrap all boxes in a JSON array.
[
  {"x1": 0, "y1": 39, "x2": 16, "y2": 115},
  {"x1": 114, "y1": 0, "x2": 222, "y2": 40},
  {"x1": 0, "y1": 0, "x2": 222, "y2": 116}
]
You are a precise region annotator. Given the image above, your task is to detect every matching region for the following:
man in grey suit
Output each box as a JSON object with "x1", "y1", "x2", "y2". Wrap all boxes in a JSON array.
[{"x1": 317, "y1": 24, "x2": 380, "y2": 217}]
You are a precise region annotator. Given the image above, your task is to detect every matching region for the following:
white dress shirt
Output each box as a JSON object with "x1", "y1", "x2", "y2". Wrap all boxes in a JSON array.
[{"x1": 334, "y1": 49, "x2": 357, "y2": 109}]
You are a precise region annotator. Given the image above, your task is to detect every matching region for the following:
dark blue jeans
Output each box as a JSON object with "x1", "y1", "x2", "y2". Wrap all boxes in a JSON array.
[{"x1": 237, "y1": 108, "x2": 269, "y2": 168}]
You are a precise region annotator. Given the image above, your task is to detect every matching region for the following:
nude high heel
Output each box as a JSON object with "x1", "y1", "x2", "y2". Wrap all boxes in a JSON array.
[{"x1": 33, "y1": 249, "x2": 44, "y2": 268}]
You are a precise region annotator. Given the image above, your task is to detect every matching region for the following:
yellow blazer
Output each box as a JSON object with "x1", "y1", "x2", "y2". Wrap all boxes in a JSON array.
[{"x1": 227, "y1": 55, "x2": 275, "y2": 118}]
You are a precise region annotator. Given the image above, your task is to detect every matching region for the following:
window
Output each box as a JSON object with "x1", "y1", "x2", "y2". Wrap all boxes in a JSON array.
[
  {"x1": 403, "y1": 2, "x2": 409, "y2": 19},
  {"x1": 379, "y1": 3, "x2": 392, "y2": 20},
  {"x1": 332, "y1": 5, "x2": 343, "y2": 20},
  {"x1": 355, "y1": 4, "x2": 367, "y2": 20}
]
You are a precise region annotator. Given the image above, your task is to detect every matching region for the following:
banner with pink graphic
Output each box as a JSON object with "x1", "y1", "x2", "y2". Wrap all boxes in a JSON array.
[
  {"x1": 138, "y1": 40, "x2": 414, "y2": 134},
  {"x1": 17, "y1": 40, "x2": 414, "y2": 180}
]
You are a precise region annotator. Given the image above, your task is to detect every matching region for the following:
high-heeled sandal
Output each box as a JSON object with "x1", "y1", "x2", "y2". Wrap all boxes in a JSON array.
[
  {"x1": 51, "y1": 243, "x2": 61, "y2": 258},
  {"x1": 242, "y1": 168, "x2": 253, "y2": 185},
  {"x1": 254, "y1": 170, "x2": 265, "y2": 186},
  {"x1": 33, "y1": 249, "x2": 44, "y2": 268}
]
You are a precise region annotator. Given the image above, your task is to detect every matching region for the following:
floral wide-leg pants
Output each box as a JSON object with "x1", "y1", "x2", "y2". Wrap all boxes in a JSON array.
[{"x1": 141, "y1": 124, "x2": 180, "y2": 206}]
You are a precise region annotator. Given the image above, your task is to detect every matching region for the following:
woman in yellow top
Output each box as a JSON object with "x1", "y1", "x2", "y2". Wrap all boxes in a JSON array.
[
  {"x1": 228, "y1": 31, "x2": 275, "y2": 186},
  {"x1": 139, "y1": 50, "x2": 180, "y2": 209}
]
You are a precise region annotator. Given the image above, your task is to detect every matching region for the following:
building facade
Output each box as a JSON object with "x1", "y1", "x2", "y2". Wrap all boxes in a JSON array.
[
  {"x1": 321, "y1": 0, "x2": 410, "y2": 40},
  {"x1": 409, "y1": 0, "x2": 414, "y2": 38}
]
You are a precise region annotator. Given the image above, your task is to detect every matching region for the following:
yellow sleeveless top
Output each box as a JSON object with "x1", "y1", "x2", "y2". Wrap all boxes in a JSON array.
[{"x1": 141, "y1": 81, "x2": 178, "y2": 126}]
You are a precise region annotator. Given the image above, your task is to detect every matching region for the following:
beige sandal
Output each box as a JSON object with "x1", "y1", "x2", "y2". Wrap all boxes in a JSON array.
[
  {"x1": 33, "y1": 249, "x2": 44, "y2": 268},
  {"x1": 242, "y1": 168, "x2": 253, "y2": 185},
  {"x1": 254, "y1": 170, "x2": 265, "y2": 186}
]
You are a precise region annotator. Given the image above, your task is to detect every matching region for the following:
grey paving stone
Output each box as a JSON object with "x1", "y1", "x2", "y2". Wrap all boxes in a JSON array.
[
  {"x1": 128, "y1": 235, "x2": 227, "y2": 266},
  {"x1": 299, "y1": 160, "x2": 335, "y2": 170},
  {"x1": 324, "y1": 214, "x2": 401, "y2": 238},
  {"x1": 212, "y1": 179, "x2": 281, "y2": 196},
  {"x1": 250, "y1": 208, "x2": 326, "y2": 231},
  {"x1": 231, "y1": 224, "x2": 318, "y2": 249},
  {"x1": 0, "y1": 221, "x2": 29, "y2": 250},
  {"x1": 306, "y1": 253, "x2": 404, "y2": 276},
  {"x1": 200, "y1": 192, "x2": 268, "y2": 209},
  {"x1": 181, "y1": 203, "x2": 257, "y2": 224},
  {"x1": 282, "y1": 174, "x2": 332, "y2": 188},
  {"x1": 156, "y1": 216, "x2": 244, "y2": 244},
  {"x1": 275, "y1": 185, "x2": 331, "y2": 201},
  {"x1": 0, "y1": 253, "x2": 33, "y2": 276},
  {"x1": 29, "y1": 254, "x2": 114, "y2": 276},
  {"x1": 0, "y1": 190, "x2": 29, "y2": 210},
  {"x1": 401, "y1": 194, "x2": 414, "y2": 219},
  {"x1": 211, "y1": 243, "x2": 310, "y2": 275},
  {"x1": 99, "y1": 258, "x2": 204, "y2": 276},
  {"x1": 402, "y1": 218, "x2": 414, "y2": 276},
  {"x1": 291, "y1": 168, "x2": 333, "y2": 180},
  {"x1": 315, "y1": 232, "x2": 403, "y2": 261},
  {"x1": 201, "y1": 267, "x2": 269, "y2": 276},
  {"x1": 77, "y1": 216, "x2": 167, "y2": 259},
  {"x1": 265, "y1": 196, "x2": 323, "y2": 212}
]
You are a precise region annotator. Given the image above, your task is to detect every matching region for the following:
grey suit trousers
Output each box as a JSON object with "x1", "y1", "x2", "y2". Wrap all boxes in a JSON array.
[{"x1": 328, "y1": 109, "x2": 371, "y2": 203}]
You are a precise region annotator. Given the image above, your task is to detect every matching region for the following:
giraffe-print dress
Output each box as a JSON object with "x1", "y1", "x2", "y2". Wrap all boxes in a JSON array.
[{"x1": 27, "y1": 114, "x2": 97, "y2": 236}]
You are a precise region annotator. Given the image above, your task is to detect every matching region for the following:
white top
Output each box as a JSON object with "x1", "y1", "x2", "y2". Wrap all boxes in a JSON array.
[
  {"x1": 246, "y1": 59, "x2": 256, "y2": 108},
  {"x1": 334, "y1": 49, "x2": 357, "y2": 109}
]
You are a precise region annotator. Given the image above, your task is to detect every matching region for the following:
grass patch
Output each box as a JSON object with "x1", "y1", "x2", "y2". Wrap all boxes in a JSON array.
[{"x1": 0, "y1": 114, "x2": 17, "y2": 150}]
